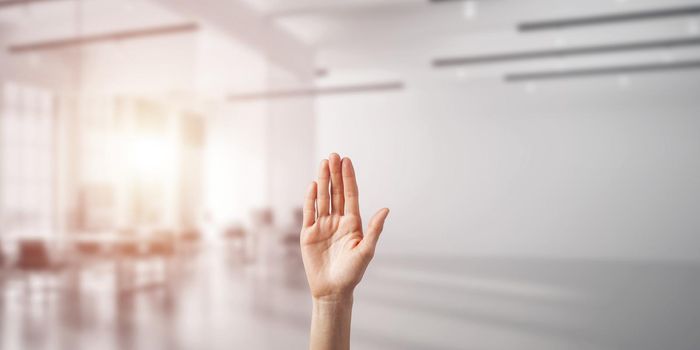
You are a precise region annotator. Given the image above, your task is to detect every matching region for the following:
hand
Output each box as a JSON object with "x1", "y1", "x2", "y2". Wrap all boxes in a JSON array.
[{"x1": 300, "y1": 153, "x2": 389, "y2": 301}]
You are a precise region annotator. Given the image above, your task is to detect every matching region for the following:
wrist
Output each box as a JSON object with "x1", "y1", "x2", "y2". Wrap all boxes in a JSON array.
[
  {"x1": 312, "y1": 293, "x2": 353, "y2": 328},
  {"x1": 313, "y1": 293, "x2": 354, "y2": 306}
]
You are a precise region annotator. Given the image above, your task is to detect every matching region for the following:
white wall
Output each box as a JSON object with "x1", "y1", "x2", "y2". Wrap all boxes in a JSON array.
[{"x1": 315, "y1": 75, "x2": 700, "y2": 262}]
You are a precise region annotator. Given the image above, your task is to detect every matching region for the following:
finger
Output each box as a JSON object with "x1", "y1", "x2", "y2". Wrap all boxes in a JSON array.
[
  {"x1": 317, "y1": 159, "x2": 330, "y2": 216},
  {"x1": 342, "y1": 157, "x2": 360, "y2": 215},
  {"x1": 302, "y1": 181, "x2": 317, "y2": 228},
  {"x1": 363, "y1": 208, "x2": 390, "y2": 250},
  {"x1": 329, "y1": 153, "x2": 344, "y2": 215}
]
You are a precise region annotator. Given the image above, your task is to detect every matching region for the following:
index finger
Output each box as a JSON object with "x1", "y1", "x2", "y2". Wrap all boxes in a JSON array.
[{"x1": 302, "y1": 181, "x2": 317, "y2": 228}]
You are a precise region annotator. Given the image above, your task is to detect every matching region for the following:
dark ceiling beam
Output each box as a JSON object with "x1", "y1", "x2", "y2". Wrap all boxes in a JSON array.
[
  {"x1": 504, "y1": 59, "x2": 700, "y2": 82},
  {"x1": 8, "y1": 22, "x2": 199, "y2": 53},
  {"x1": 433, "y1": 37, "x2": 700, "y2": 68},
  {"x1": 0, "y1": 0, "x2": 66, "y2": 8},
  {"x1": 519, "y1": 5, "x2": 700, "y2": 32},
  {"x1": 228, "y1": 81, "x2": 404, "y2": 101},
  {"x1": 429, "y1": 0, "x2": 469, "y2": 3},
  {"x1": 265, "y1": 0, "x2": 468, "y2": 18},
  {"x1": 266, "y1": 0, "x2": 426, "y2": 19}
]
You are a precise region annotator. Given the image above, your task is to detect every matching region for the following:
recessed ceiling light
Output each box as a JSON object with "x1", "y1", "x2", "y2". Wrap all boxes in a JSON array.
[{"x1": 463, "y1": 1, "x2": 478, "y2": 20}]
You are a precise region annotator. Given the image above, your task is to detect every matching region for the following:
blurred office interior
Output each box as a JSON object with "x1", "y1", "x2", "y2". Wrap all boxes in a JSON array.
[{"x1": 0, "y1": 0, "x2": 699, "y2": 349}]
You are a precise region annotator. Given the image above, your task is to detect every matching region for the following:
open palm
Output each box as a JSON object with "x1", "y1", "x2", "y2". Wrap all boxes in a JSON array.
[{"x1": 300, "y1": 154, "x2": 389, "y2": 300}]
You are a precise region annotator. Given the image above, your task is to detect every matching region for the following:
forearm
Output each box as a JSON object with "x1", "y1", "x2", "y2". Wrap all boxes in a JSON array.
[{"x1": 310, "y1": 295, "x2": 353, "y2": 350}]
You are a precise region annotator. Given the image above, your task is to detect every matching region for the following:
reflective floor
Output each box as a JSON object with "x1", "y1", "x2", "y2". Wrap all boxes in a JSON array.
[
  {"x1": 0, "y1": 245, "x2": 312, "y2": 350},
  {"x1": 1, "y1": 247, "x2": 699, "y2": 350}
]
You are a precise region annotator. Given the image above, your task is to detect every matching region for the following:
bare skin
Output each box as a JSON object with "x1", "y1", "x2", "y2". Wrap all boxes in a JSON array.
[{"x1": 300, "y1": 153, "x2": 390, "y2": 350}]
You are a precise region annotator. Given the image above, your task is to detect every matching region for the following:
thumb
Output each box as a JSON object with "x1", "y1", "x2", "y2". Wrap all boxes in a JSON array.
[{"x1": 363, "y1": 208, "x2": 390, "y2": 251}]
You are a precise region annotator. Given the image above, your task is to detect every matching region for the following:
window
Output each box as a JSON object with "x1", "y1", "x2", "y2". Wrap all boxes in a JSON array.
[{"x1": 0, "y1": 81, "x2": 54, "y2": 239}]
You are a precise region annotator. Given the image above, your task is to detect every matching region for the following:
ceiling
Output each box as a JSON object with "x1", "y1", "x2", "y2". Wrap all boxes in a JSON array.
[
  {"x1": 1, "y1": 0, "x2": 700, "y2": 86},
  {"x1": 0, "y1": 0, "x2": 184, "y2": 42},
  {"x1": 244, "y1": 0, "x2": 700, "y2": 85}
]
